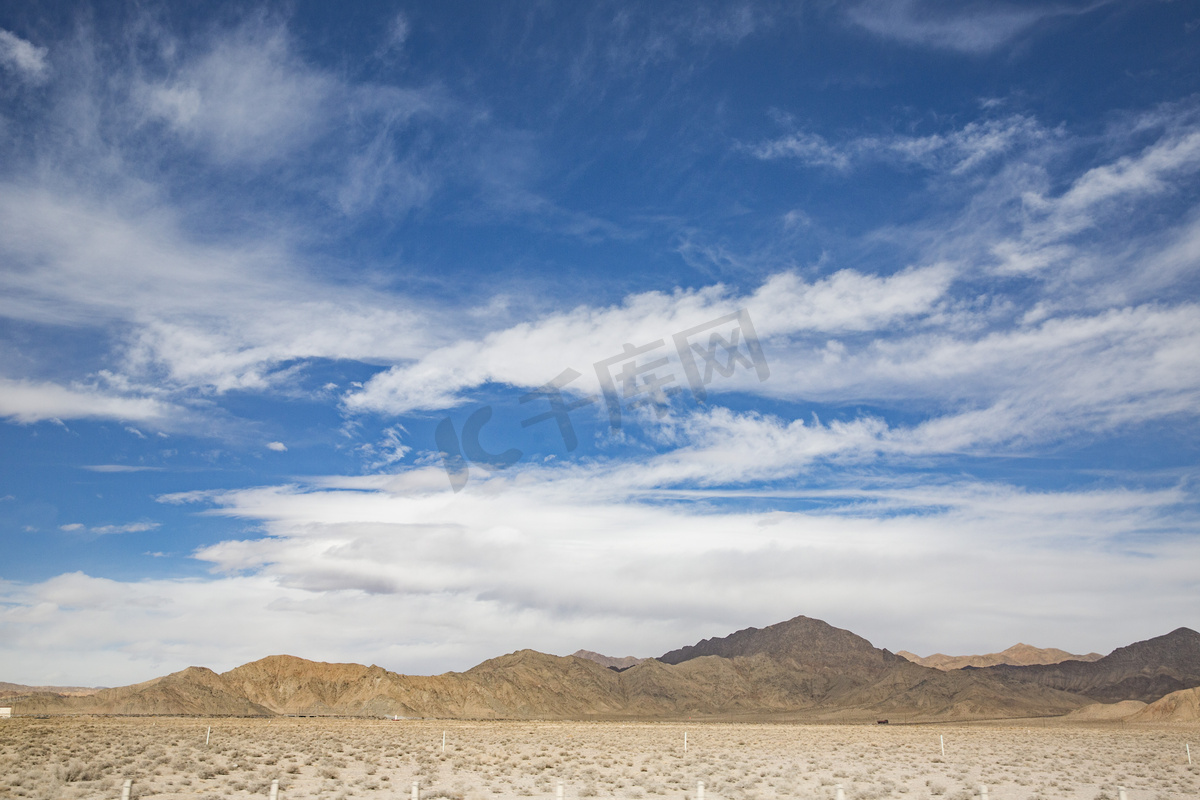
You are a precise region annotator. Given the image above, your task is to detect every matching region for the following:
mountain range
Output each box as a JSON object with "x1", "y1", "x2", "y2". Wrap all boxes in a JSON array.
[
  {"x1": 571, "y1": 651, "x2": 645, "y2": 670},
  {"x1": 0, "y1": 681, "x2": 102, "y2": 698},
  {"x1": 7, "y1": 615, "x2": 1199, "y2": 721},
  {"x1": 897, "y1": 644, "x2": 1104, "y2": 671}
]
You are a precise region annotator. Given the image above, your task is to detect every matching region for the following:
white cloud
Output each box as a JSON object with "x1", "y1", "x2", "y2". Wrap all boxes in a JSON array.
[
  {"x1": 134, "y1": 16, "x2": 453, "y2": 219},
  {"x1": 756, "y1": 303, "x2": 1200, "y2": 440},
  {"x1": 845, "y1": 0, "x2": 1097, "y2": 54},
  {"x1": 266, "y1": 441, "x2": 288, "y2": 452},
  {"x1": 333, "y1": 90, "x2": 445, "y2": 215},
  {"x1": 344, "y1": 249, "x2": 1200, "y2": 463},
  {"x1": 572, "y1": 2, "x2": 774, "y2": 83},
  {"x1": 750, "y1": 131, "x2": 851, "y2": 170},
  {"x1": 81, "y1": 465, "x2": 164, "y2": 473},
  {"x1": 193, "y1": 468, "x2": 1194, "y2": 660},
  {"x1": 157, "y1": 490, "x2": 220, "y2": 506},
  {"x1": 58, "y1": 521, "x2": 160, "y2": 535},
  {"x1": 140, "y1": 25, "x2": 337, "y2": 165},
  {"x1": 4, "y1": 469, "x2": 1194, "y2": 685},
  {"x1": 0, "y1": 184, "x2": 435, "y2": 399},
  {"x1": 991, "y1": 128, "x2": 1200, "y2": 277},
  {"x1": 403, "y1": 297, "x2": 1195, "y2": 486},
  {"x1": 357, "y1": 425, "x2": 412, "y2": 470},
  {"x1": 0, "y1": 16, "x2": 473, "y2": 414},
  {"x1": 751, "y1": 115, "x2": 1050, "y2": 174},
  {"x1": 344, "y1": 264, "x2": 953, "y2": 415},
  {"x1": 91, "y1": 522, "x2": 160, "y2": 535},
  {"x1": 737, "y1": 108, "x2": 1200, "y2": 456},
  {"x1": 0, "y1": 378, "x2": 171, "y2": 424},
  {"x1": 746, "y1": 107, "x2": 1200, "y2": 324},
  {"x1": 0, "y1": 29, "x2": 48, "y2": 83},
  {"x1": 1136, "y1": 208, "x2": 1200, "y2": 295},
  {"x1": 386, "y1": 13, "x2": 410, "y2": 51}
]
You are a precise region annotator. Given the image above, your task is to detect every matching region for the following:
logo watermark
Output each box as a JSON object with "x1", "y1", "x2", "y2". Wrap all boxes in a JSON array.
[{"x1": 436, "y1": 308, "x2": 768, "y2": 491}]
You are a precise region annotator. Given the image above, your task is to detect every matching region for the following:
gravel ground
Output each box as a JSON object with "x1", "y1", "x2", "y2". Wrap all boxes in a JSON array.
[{"x1": 1, "y1": 717, "x2": 1196, "y2": 800}]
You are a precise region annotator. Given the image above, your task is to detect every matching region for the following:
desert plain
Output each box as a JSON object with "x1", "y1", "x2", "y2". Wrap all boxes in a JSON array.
[{"x1": 1, "y1": 718, "x2": 1196, "y2": 800}]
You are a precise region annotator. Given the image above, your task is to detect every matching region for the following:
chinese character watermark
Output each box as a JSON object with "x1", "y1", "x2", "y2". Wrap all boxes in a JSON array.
[
  {"x1": 520, "y1": 368, "x2": 597, "y2": 451},
  {"x1": 673, "y1": 308, "x2": 769, "y2": 402},
  {"x1": 435, "y1": 308, "x2": 769, "y2": 491}
]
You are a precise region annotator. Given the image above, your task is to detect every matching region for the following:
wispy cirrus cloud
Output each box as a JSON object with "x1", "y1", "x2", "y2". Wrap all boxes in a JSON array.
[
  {"x1": 990, "y1": 127, "x2": 1200, "y2": 278},
  {"x1": 136, "y1": 15, "x2": 452, "y2": 218},
  {"x1": 845, "y1": 0, "x2": 1104, "y2": 55},
  {"x1": 0, "y1": 16, "x2": 456, "y2": 424},
  {"x1": 342, "y1": 106, "x2": 1200, "y2": 467},
  {"x1": 565, "y1": 1, "x2": 776, "y2": 86},
  {"x1": 139, "y1": 25, "x2": 338, "y2": 166},
  {"x1": 59, "y1": 522, "x2": 160, "y2": 535},
  {"x1": 0, "y1": 29, "x2": 49, "y2": 83},
  {"x1": 0, "y1": 13, "x2": 637, "y2": 428},
  {"x1": 0, "y1": 182, "x2": 434, "y2": 401},
  {"x1": 81, "y1": 465, "x2": 165, "y2": 473},
  {"x1": 749, "y1": 115, "x2": 1052, "y2": 174},
  {"x1": 760, "y1": 303, "x2": 1200, "y2": 438}
]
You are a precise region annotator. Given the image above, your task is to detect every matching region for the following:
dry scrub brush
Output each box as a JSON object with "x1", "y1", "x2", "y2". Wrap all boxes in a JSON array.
[{"x1": 0, "y1": 718, "x2": 1197, "y2": 800}]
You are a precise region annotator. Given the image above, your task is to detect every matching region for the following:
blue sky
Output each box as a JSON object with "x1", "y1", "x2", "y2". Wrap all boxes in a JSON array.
[{"x1": 1, "y1": 0, "x2": 1198, "y2": 686}]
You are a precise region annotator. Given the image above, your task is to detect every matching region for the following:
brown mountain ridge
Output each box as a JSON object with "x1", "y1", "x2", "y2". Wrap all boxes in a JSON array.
[
  {"x1": 7, "y1": 615, "x2": 1197, "y2": 721},
  {"x1": 571, "y1": 651, "x2": 646, "y2": 670},
  {"x1": 897, "y1": 644, "x2": 1104, "y2": 671},
  {"x1": 0, "y1": 681, "x2": 103, "y2": 698},
  {"x1": 973, "y1": 627, "x2": 1200, "y2": 703}
]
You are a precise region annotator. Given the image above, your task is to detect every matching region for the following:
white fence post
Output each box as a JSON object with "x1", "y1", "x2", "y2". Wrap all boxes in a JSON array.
[
  {"x1": 697, "y1": 780, "x2": 704, "y2": 800},
  {"x1": 979, "y1": 786, "x2": 988, "y2": 800},
  {"x1": 412, "y1": 780, "x2": 419, "y2": 800},
  {"x1": 120, "y1": 779, "x2": 131, "y2": 800},
  {"x1": 269, "y1": 778, "x2": 279, "y2": 800},
  {"x1": 835, "y1": 784, "x2": 845, "y2": 800},
  {"x1": 556, "y1": 780, "x2": 564, "y2": 800},
  {"x1": 1118, "y1": 787, "x2": 1128, "y2": 800}
]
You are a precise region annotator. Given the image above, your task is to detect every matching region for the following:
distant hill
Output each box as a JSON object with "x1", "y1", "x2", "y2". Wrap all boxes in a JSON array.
[
  {"x1": 661, "y1": 615, "x2": 899, "y2": 669},
  {"x1": 6, "y1": 616, "x2": 1196, "y2": 721},
  {"x1": 898, "y1": 644, "x2": 1103, "y2": 671},
  {"x1": 1128, "y1": 686, "x2": 1200, "y2": 722},
  {"x1": 978, "y1": 627, "x2": 1200, "y2": 703},
  {"x1": 1061, "y1": 700, "x2": 1147, "y2": 721},
  {"x1": 11, "y1": 667, "x2": 271, "y2": 716},
  {"x1": 0, "y1": 681, "x2": 103, "y2": 698},
  {"x1": 571, "y1": 651, "x2": 645, "y2": 670},
  {"x1": 221, "y1": 655, "x2": 421, "y2": 717}
]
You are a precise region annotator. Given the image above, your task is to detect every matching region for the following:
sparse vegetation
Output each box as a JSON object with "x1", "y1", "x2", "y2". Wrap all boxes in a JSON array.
[{"x1": 0, "y1": 718, "x2": 1195, "y2": 799}]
